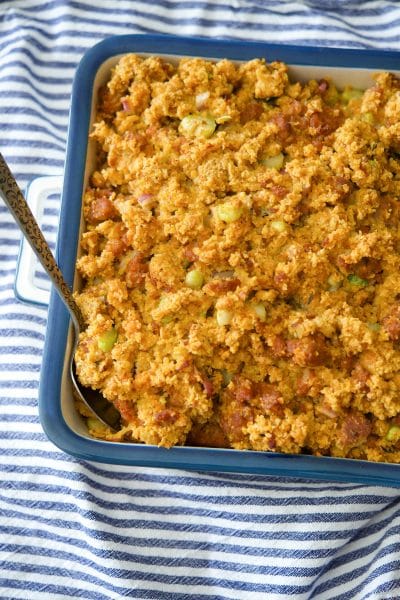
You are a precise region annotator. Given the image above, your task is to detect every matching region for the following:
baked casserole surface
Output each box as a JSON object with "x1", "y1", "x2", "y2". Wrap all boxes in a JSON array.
[{"x1": 74, "y1": 54, "x2": 400, "y2": 462}]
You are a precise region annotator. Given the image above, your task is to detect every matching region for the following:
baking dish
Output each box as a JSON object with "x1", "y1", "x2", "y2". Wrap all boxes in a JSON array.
[{"x1": 38, "y1": 34, "x2": 400, "y2": 485}]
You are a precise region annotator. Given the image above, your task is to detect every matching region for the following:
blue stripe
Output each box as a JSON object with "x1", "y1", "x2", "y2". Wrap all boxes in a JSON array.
[
  {"x1": 0, "y1": 45, "x2": 78, "y2": 68},
  {"x1": 0, "y1": 381, "x2": 38, "y2": 389},
  {"x1": 364, "y1": 580, "x2": 400, "y2": 600},
  {"x1": 0, "y1": 313, "x2": 47, "y2": 325},
  {"x1": 0, "y1": 345, "x2": 44, "y2": 355},
  {"x1": 0, "y1": 544, "x2": 321, "y2": 578},
  {"x1": 0, "y1": 448, "x2": 373, "y2": 494},
  {"x1": 0, "y1": 122, "x2": 66, "y2": 145},
  {"x1": 0, "y1": 398, "x2": 37, "y2": 406},
  {"x1": 0, "y1": 524, "x2": 338, "y2": 560},
  {"x1": 8, "y1": 7, "x2": 396, "y2": 50},
  {"x1": 314, "y1": 560, "x2": 400, "y2": 598},
  {"x1": 0, "y1": 414, "x2": 39, "y2": 423},
  {"x1": 0, "y1": 485, "x2": 382, "y2": 526},
  {"x1": 0, "y1": 91, "x2": 70, "y2": 116},
  {"x1": 0, "y1": 139, "x2": 65, "y2": 153},
  {"x1": 0, "y1": 431, "x2": 52, "y2": 441},
  {"x1": 0, "y1": 502, "x2": 369, "y2": 543},
  {"x1": 17, "y1": 0, "x2": 400, "y2": 24},
  {"x1": 4, "y1": 172, "x2": 63, "y2": 185},
  {"x1": 0, "y1": 557, "x2": 315, "y2": 594},
  {"x1": 0, "y1": 60, "x2": 73, "y2": 85},
  {"x1": 0, "y1": 254, "x2": 17, "y2": 261},
  {"x1": 0, "y1": 580, "x2": 108, "y2": 600},
  {"x1": 0, "y1": 362, "x2": 40, "y2": 371},
  {"x1": 12, "y1": 5, "x2": 400, "y2": 42},
  {"x1": 0, "y1": 328, "x2": 45, "y2": 339},
  {"x1": 42, "y1": 208, "x2": 60, "y2": 217},
  {"x1": 0, "y1": 74, "x2": 70, "y2": 99},
  {"x1": 0, "y1": 462, "x2": 391, "y2": 507},
  {"x1": 4, "y1": 156, "x2": 64, "y2": 168},
  {"x1": 0, "y1": 35, "x2": 87, "y2": 57}
]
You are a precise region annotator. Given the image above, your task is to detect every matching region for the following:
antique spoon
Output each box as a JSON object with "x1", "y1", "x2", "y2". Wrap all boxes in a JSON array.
[{"x1": 0, "y1": 153, "x2": 121, "y2": 430}]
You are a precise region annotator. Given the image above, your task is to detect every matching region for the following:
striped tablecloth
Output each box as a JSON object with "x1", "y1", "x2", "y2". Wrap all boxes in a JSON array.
[{"x1": 1, "y1": 2, "x2": 400, "y2": 599}]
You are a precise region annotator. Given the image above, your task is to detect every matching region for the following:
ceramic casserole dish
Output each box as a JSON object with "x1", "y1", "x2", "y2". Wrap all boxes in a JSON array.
[{"x1": 39, "y1": 34, "x2": 400, "y2": 486}]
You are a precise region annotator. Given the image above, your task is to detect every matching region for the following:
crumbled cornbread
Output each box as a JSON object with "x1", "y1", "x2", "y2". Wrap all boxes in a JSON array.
[{"x1": 74, "y1": 54, "x2": 400, "y2": 462}]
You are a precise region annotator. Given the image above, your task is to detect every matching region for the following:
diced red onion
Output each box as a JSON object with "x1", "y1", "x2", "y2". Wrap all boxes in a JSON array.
[
  {"x1": 121, "y1": 99, "x2": 131, "y2": 112},
  {"x1": 202, "y1": 378, "x2": 214, "y2": 397},
  {"x1": 318, "y1": 79, "x2": 329, "y2": 93}
]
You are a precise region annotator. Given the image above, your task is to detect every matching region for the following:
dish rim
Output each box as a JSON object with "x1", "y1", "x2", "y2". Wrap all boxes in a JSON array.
[{"x1": 39, "y1": 33, "x2": 400, "y2": 485}]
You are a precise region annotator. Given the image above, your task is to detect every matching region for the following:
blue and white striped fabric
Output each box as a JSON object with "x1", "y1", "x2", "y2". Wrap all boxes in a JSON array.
[{"x1": 2, "y1": 1, "x2": 400, "y2": 599}]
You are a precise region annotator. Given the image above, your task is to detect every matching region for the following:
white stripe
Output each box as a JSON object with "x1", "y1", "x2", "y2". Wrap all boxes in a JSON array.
[
  {"x1": 0, "y1": 337, "x2": 45, "y2": 349},
  {"x1": 0, "y1": 404, "x2": 38, "y2": 415},
  {"x1": 0, "y1": 492, "x2": 376, "y2": 541},
  {"x1": 0, "y1": 568, "x2": 109, "y2": 599},
  {"x1": 0, "y1": 547, "x2": 315, "y2": 588},
  {"x1": 0, "y1": 509, "x2": 346, "y2": 557},
  {"x1": 0, "y1": 439, "x2": 53, "y2": 450},
  {"x1": 0, "y1": 453, "x2": 395, "y2": 502},
  {"x1": 0, "y1": 421, "x2": 41, "y2": 432},
  {"x1": 0, "y1": 354, "x2": 42, "y2": 365},
  {"x1": 0, "y1": 370, "x2": 39, "y2": 382},
  {"x1": 319, "y1": 551, "x2": 400, "y2": 600},
  {"x1": 0, "y1": 461, "x2": 389, "y2": 509}
]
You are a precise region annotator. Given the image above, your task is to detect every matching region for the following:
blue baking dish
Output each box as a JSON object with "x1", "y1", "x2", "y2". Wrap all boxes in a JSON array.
[{"x1": 39, "y1": 34, "x2": 400, "y2": 486}]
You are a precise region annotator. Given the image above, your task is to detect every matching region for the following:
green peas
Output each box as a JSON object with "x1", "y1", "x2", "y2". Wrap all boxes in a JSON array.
[{"x1": 98, "y1": 327, "x2": 118, "y2": 352}]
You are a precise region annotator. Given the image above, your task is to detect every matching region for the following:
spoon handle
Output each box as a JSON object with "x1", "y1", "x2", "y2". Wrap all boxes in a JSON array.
[{"x1": 0, "y1": 153, "x2": 85, "y2": 330}]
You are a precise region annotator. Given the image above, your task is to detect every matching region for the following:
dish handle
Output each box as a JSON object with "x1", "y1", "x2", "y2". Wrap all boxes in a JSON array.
[{"x1": 14, "y1": 175, "x2": 63, "y2": 307}]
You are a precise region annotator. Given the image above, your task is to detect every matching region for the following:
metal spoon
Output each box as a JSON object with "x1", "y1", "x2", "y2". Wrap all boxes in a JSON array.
[{"x1": 0, "y1": 153, "x2": 121, "y2": 430}]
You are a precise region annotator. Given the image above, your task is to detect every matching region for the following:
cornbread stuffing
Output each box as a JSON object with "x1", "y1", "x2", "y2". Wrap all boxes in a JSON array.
[{"x1": 74, "y1": 54, "x2": 400, "y2": 462}]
